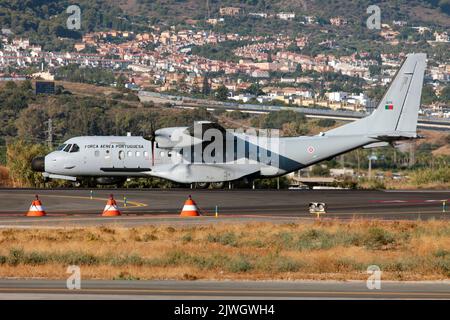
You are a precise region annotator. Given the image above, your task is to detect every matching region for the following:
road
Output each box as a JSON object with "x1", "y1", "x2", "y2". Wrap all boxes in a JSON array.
[
  {"x1": 0, "y1": 189, "x2": 448, "y2": 227},
  {"x1": 0, "y1": 280, "x2": 448, "y2": 300}
]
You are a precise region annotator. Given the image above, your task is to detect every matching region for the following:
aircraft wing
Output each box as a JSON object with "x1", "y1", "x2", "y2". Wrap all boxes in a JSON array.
[{"x1": 149, "y1": 162, "x2": 261, "y2": 184}]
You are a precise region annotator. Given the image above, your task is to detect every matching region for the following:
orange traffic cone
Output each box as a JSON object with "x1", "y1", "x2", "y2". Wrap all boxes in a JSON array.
[
  {"x1": 26, "y1": 195, "x2": 46, "y2": 217},
  {"x1": 180, "y1": 195, "x2": 200, "y2": 217},
  {"x1": 102, "y1": 194, "x2": 121, "y2": 217}
]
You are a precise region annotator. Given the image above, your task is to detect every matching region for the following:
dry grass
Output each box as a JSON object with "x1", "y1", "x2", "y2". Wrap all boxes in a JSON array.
[{"x1": 0, "y1": 221, "x2": 449, "y2": 281}]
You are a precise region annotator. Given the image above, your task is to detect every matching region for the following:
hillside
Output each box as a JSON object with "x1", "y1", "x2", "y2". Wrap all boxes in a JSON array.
[
  {"x1": 0, "y1": 0, "x2": 448, "y2": 45},
  {"x1": 112, "y1": 0, "x2": 450, "y2": 26},
  {"x1": 0, "y1": 0, "x2": 144, "y2": 50}
]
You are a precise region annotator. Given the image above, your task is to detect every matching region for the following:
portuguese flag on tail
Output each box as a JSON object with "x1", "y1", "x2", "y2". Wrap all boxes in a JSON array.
[{"x1": 385, "y1": 103, "x2": 394, "y2": 110}]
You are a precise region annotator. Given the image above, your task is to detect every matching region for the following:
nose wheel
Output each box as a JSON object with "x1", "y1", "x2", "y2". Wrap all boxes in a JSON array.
[
  {"x1": 195, "y1": 182, "x2": 210, "y2": 189},
  {"x1": 210, "y1": 182, "x2": 225, "y2": 189}
]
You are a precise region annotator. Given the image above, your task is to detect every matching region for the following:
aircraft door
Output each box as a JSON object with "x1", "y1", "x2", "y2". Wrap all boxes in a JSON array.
[
  {"x1": 112, "y1": 148, "x2": 126, "y2": 168},
  {"x1": 104, "y1": 149, "x2": 112, "y2": 168}
]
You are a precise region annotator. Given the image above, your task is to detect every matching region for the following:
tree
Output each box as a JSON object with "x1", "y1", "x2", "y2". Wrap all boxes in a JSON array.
[
  {"x1": 369, "y1": 65, "x2": 382, "y2": 77},
  {"x1": 215, "y1": 85, "x2": 229, "y2": 101},
  {"x1": 6, "y1": 140, "x2": 49, "y2": 187},
  {"x1": 422, "y1": 86, "x2": 438, "y2": 105},
  {"x1": 202, "y1": 75, "x2": 211, "y2": 96},
  {"x1": 245, "y1": 83, "x2": 264, "y2": 96},
  {"x1": 15, "y1": 107, "x2": 47, "y2": 140},
  {"x1": 439, "y1": 86, "x2": 450, "y2": 103}
]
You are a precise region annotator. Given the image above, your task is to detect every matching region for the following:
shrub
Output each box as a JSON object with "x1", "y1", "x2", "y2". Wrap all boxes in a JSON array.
[
  {"x1": 275, "y1": 257, "x2": 301, "y2": 272},
  {"x1": 206, "y1": 232, "x2": 238, "y2": 247},
  {"x1": 113, "y1": 271, "x2": 140, "y2": 280},
  {"x1": 142, "y1": 233, "x2": 158, "y2": 241},
  {"x1": 275, "y1": 231, "x2": 294, "y2": 249},
  {"x1": 295, "y1": 229, "x2": 334, "y2": 250},
  {"x1": 363, "y1": 227, "x2": 396, "y2": 249},
  {"x1": 7, "y1": 248, "x2": 25, "y2": 266},
  {"x1": 109, "y1": 254, "x2": 144, "y2": 266},
  {"x1": 55, "y1": 251, "x2": 100, "y2": 266},
  {"x1": 227, "y1": 257, "x2": 253, "y2": 273},
  {"x1": 24, "y1": 252, "x2": 49, "y2": 265},
  {"x1": 181, "y1": 233, "x2": 193, "y2": 243}
]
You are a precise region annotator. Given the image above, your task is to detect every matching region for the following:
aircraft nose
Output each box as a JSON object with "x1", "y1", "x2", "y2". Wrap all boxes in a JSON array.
[{"x1": 31, "y1": 156, "x2": 45, "y2": 172}]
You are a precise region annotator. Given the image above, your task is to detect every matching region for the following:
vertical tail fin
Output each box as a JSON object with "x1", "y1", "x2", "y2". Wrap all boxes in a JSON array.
[
  {"x1": 369, "y1": 53, "x2": 427, "y2": 135},
  {"x1": 327, "y1": 53, "x2": 427, "y2": 137}
]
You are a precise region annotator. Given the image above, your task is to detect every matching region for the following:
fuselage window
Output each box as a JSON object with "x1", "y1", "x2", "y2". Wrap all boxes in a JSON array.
[
  {"x1": 127, "y1": 151, "x2": 133, "y2": 157},
  {"x1": 160, "y1": 151, "x2": 165, "y2": 157},
  {"x1": 70, "y1": 144, "x2": 80, "y2": 153},
  {"x1": 94, "y1": 150, "x2": 100, "y2": 157},
  {"x1": 63, "y1": 144, "x2": 72, "y2": 152},
  {"x1": 144, "y1": 151, "x2": 149, "y2": 159},
  {"x1": 167, "y1": 151, "x2": 172, "y2": 158},
  {"x1": 105, "y1": 150, "x2": 110, "y2": 159},
  {"x1": 136, "y1": 151, "x2": 141, "y2": 157},
  {"x1": 56, "y1": 144, "x2": 67, "y2": 151},
  {"x1": 119, "y1": 150, "x2": 125, "y2": 160}
]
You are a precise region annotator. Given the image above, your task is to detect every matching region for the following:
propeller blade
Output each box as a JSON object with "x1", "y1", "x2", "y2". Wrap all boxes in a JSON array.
[{"x1": 151, "y1": 140, "x2": 155, "y2": 166}]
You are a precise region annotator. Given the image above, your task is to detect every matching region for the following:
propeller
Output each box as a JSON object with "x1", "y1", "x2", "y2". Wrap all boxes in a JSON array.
[{"x1": 145, "y1": 120, "x2": 157, "y2": 167}]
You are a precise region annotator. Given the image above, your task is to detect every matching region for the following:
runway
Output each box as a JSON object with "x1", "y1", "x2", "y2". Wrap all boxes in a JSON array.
[
  {"x1": 0, "y1": 280, "x2": 448, "y2": 300},
  {"x1": 0, "y1": 189, "x2": 448, "y2": 227}
]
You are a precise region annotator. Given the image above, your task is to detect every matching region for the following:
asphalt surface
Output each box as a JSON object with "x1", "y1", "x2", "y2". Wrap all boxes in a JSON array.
[
  {"x1": 0, "y1": 280, "x2": 448, "y2": 300},
  {"x1": 0, "y1": 189, "x2": 448, "y2": 227}
]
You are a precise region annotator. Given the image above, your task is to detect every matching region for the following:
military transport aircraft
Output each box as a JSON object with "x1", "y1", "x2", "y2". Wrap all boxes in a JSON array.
[{"x1": 32, "y1": 53, "x2": 427, "y2": 188}]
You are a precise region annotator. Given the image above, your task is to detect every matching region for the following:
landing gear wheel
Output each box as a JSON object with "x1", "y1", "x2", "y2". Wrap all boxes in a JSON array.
[
  {"x1": 73, "y1": 181, "x2": 82, "y2": 188},
  {"x1": 210, "y1": 182, "x2": 225, "y2": 189},
  {"x1": 195, "y1": 182, "x2": 210, "y2": 189}
]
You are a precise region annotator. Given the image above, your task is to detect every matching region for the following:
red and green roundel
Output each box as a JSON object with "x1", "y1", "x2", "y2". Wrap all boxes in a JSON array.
[{"x1": 385, "y1": 102, "x2": 394, "y2": 110}]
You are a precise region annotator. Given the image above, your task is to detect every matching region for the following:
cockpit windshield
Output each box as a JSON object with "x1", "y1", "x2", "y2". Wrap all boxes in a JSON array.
[
  {"x1": 56, "y1": 143, "x2": 80, "y2": 153},
  {"x1": 56, "y1": 144, "x2": 67, "y2": 151},
  {"x1": 63, "y1": 144, "x2": 72, "y2": 152},
  {"x1": 69, "y1": 144, "x2": 80, "y2": 153}
]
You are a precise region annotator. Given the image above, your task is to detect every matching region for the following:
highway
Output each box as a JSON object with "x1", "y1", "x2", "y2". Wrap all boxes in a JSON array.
[
  {"x1": 0, "y1": 189, "x2": 448, "y2": 227},
  {"x1": 0, "y1": 280, "x2": 448, "y2": 299}
]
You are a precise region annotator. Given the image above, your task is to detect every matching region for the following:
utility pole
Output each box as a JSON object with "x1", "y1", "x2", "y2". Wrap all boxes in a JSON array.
[
  {"x1": 46, "y1": 118, "x2": 53, "y2": 149},
  {"x1": 206, "y1": 0, "x2": 211, "y2": 20}
]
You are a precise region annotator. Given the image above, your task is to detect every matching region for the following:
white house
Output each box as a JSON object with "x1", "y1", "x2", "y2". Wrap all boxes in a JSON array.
[{"x1": 328, "y1": 92, "x2": 348, "y2": 102}]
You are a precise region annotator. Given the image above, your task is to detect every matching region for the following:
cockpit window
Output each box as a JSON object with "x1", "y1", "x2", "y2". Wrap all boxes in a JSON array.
[
  {"x1": 56, "y1": 144, "x2": 67, "y2": 151},
  {"x1": 70, "y1": 144, "x2": 80, "y2": 153},
  {"x1": 63, "y1": 144, "x2": 72, "y2": 152}
]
